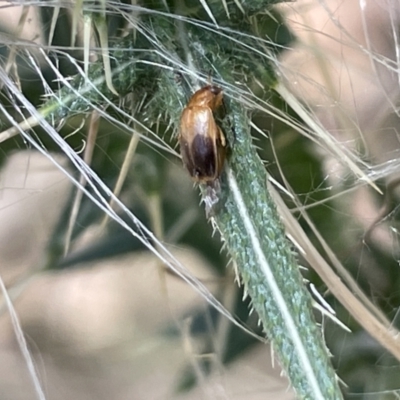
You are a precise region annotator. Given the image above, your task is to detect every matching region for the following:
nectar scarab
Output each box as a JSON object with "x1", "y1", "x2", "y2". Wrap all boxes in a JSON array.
[{"x1": 179, "y1": 85, "x2": 227, "y2": 183}]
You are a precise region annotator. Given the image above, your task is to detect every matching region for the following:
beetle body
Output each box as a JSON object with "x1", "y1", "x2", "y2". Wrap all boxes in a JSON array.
[{"x1": 179, "y1": 85, "x2": 226, "y2": 183}]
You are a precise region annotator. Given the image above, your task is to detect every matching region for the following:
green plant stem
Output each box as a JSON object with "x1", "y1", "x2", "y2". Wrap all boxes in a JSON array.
[{"x1": 209, "y1": 100, "x2": 343, "y2": 399}]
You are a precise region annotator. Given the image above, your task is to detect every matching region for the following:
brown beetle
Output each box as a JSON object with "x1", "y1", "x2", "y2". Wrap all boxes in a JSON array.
[{"x1": 179, "y1": 85, "x2": 227, "y2": 184}]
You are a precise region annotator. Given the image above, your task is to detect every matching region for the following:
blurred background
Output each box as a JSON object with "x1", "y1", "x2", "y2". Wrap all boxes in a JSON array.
[{"x1": 0, "y1": 0, "x2": 400, "y2": 399}]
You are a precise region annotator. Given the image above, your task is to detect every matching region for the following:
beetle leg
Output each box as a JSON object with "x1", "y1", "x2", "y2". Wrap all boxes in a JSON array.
[{"x1": 217, "y1": 126, "x2": 226, "y2": 147}]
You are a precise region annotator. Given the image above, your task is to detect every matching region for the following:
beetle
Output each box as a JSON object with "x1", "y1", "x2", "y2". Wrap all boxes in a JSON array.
[{"x1": 179, "y1": 85, "x2": 227, "y2": 184}]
